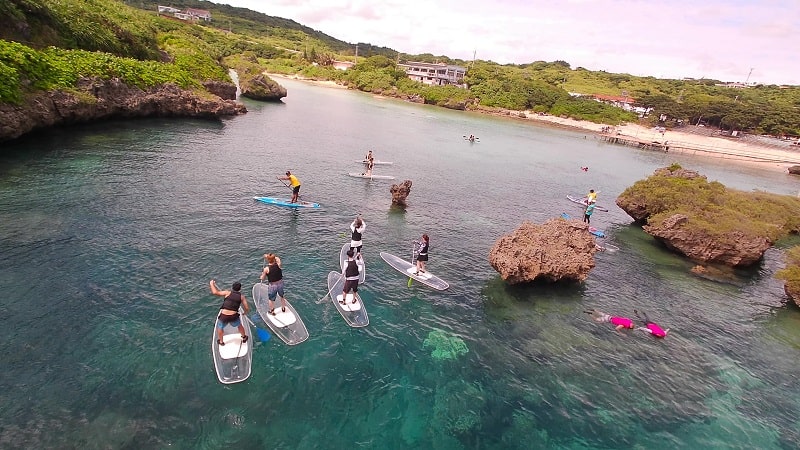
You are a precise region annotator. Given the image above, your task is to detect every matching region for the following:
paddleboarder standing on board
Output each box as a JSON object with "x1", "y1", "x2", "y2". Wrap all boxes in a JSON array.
[
  {"x1": 260, "y1": 253, "x2": 287, "y2": 315},
  {"x1": 350, "y1": 215, "x2": 365, "y2": 256},
  {"x1": 583, "y1": 201, "x2": 596, "y2": 224},
  {"x1": 209, "y1": 280, "x2": 250, "y2": 346},
  {"x1": 364, "y1": 150, "x2": 373, "y2": 162},
  {"x1": 279, "y1": 171, "x2": 301, "y2": 203},
  {"x1": 414, "y1": 234, "x2": 430, "y2": 275},
  {"x1": 341, "y1": 249, "x2": 361, "y2": 304}
]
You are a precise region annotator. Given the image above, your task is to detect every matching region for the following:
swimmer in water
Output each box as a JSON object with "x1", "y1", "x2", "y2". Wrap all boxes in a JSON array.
[
  {"x1": 634, "y1": 309, "x2": 669, "y2": 338},
  {"x1": 585, "y1": 309, "x2": 635, "y2": 331}
]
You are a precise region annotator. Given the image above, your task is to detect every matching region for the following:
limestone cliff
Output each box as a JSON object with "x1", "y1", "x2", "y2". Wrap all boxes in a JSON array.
[{"x1": 0, "y1": 78, "x2": 245, "y2": 142}]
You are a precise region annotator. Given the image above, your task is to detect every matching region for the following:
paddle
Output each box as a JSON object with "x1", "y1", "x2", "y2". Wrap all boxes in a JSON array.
[
  {"x1": 244, "y1": 313, "x2": 271, "y2": 342},
  {"x1": 316, "y1": 276, "x2": 340, "y2": 304},
  {"x1": 408, "y1": 241, "x2": 419, "y2": 287}
]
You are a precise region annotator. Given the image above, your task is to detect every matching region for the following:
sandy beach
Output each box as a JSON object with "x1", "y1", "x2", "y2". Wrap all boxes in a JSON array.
[{"x1": 267, "y1": 73, "x2": 800, "y2": 173}]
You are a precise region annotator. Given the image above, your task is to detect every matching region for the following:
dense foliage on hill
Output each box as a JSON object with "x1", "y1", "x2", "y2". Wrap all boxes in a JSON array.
[{"x1": 2, "y1": 0, "x2": 799, "y2": 134}]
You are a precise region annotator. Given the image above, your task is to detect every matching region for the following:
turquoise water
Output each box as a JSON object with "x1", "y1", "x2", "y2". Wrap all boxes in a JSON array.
[{"x1": 1, "y1": 78, "x2": 800, "y2": 449}]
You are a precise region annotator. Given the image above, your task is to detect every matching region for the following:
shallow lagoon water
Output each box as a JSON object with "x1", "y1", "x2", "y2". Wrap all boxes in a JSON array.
[{"x1": 1, "y1": 78, "x2": 799, "y2": 449}]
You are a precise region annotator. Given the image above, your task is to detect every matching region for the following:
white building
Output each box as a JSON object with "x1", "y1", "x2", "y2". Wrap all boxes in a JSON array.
[{"x1": 398, "y1": 62, "x2": 466, "y2": 87}]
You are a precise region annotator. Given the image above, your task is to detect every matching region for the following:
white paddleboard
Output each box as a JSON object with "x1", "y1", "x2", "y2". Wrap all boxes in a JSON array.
[
  {"x1": 380, "y1": 252, "x2": 449, "y2": 291},
  {"x1": 335, "y1": 293, "x2": 363, "y2": 311},
  {"x1": 348, "y1": 172, "x2": 396, "y2": 180}
]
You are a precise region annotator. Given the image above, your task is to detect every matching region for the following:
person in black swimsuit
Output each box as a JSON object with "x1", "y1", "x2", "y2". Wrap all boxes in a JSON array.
[
  {"x1": 341, "y1": 249, "x2": 361, "y2": 304},
  {"x1": 260, "y1": 253, "x2": 287, "y2": 315},
  {"x1": 209, "y1": 280, "x2": 250, "y2": 346},
  {"x1": 414, "y1": 234, "x2": 429, "y2": 275}
]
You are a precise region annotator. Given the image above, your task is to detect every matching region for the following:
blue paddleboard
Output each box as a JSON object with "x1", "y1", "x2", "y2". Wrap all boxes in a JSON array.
[
  {"x1": 253, "y1": 196, "x2": 321, "y2": 209},
  {"x1": 560, "y1": 212, "x2": 605, "y2": 237}
]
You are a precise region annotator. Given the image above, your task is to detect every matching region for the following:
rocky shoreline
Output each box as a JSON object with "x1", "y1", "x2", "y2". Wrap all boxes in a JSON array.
[{"x1": 0, "y1": 78, "x2": 246, "y2": 143}]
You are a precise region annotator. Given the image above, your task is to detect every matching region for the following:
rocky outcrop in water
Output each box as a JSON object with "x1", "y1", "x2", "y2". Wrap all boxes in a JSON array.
[
  {"x1": 616, "y1": 167, "x2": 706, "y2": 223},
  {"x1": 488, "y1": 219, "x2": 598, "y2": 283},
  {"x1": 615, "y1": 166, "x2": 796, "y2": 268},
  {"x1": 390, "y1": 180, "x2": 412, "y2": 207},
  {"x1": 0, "y1": 77, "x2": 246, "y2": 142},
  {"x1": 202, "y1": 80, "x2": 238, "y2": 100},
  {"x1": 643, "y1": 214, "x2": 771, "y2": 266},
  {"x1": 240, "y1": 74, "x2": 287, "y2": 101}
]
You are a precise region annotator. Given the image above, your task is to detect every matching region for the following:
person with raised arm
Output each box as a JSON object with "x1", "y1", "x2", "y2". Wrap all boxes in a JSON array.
[{"x1": 209, "y1": 280, "x2": 250, "y2": 346}]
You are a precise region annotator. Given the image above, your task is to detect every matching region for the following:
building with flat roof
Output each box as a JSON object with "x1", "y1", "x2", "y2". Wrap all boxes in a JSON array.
[{"x1": 398, "y1": 62, "x2": 466, "y2": 87}]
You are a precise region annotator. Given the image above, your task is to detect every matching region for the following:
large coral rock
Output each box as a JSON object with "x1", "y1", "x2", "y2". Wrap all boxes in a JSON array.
[
  {"x1": 489, "y1": 219, "x2": 598, "y2": 283},
  {"x1": 390, "y1": 180, "x2": 412, "y2": 207},
  {"x1": 643, "y1": 214, "x2": 771, "y2": 266},
  {"x1": 240, "y1": 74, "x2": 287, "y2": 101}
]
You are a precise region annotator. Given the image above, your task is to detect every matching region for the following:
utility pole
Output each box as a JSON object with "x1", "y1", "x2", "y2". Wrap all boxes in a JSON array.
[
  {"x1": 354, "y1": 44, "x2": 358, "y2": 64},
  {"x1": 745, "y1": 67, "x2": 754, "y2": 85},
  {"x1": 470, "y1": 49, "x2": 476, "y2": 69}
]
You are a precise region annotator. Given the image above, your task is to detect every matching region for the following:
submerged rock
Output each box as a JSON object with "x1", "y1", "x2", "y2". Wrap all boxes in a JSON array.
[
  {"x1": 488, "y1": 218, "x2": 597, "y2": 283},
  {"x1": 788, "y1": 165, "x2": 800, "y2": 175}
]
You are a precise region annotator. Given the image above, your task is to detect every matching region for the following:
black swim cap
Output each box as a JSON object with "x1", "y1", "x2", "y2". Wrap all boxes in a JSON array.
[
  {"x1": 232, "y1": 282, "x2": 242, "y2": 291},
  {"x1": 346, "y1": 249, "x2": 354, "y2": 257}
]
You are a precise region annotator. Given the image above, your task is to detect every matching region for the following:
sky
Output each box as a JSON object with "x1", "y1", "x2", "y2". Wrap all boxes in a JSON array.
[{"x1": 216, "y1": 0, "x2": 799, "y2": 85}]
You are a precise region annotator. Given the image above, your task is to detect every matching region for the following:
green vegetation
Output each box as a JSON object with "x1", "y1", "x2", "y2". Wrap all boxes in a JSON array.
[
  {"x1": 776, "y1": 246, "x2": 800, "y2": 295},
  {"x1": 618, "y1": 166, "x2": 800, "y2": 244},
  {"x1": 2, "y1": 0, "x2": 799, "y2": 134}
]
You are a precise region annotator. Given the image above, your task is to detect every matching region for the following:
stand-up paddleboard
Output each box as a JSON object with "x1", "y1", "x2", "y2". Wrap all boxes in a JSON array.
[
  {"x1": 339, "y1": 243, "x2": 365, "y2": 284},
  {"x1": 347, "y1": 173, "x2": 396, "y2": 180},
  {"x1": 598, "y1": 242, "x2": 620, "y2": 252},
  {"x1": 211, "y1": 307, "x2": 253, "y2": 384},
  {"x1": 356, "y1": 160, "x2": 392, "y2": 165},
  {"x1": 380, "y1": 252, "x2": 449, "y2": 291},
  {"x1": 253, "y1": 196, "x2": 321, "y2": 209},
  {"x1": 327, "y1": 271, "x2": 368, "y2": 327},
  {"x1": 252, "y1": 282, "x2": 309, "y2": 345},
  {"x1": 566, "y1": 195, "x2": 609, "y2": 212},
  {"x1": 560, "y1": 212, "x2": 606, "y2": 237}
]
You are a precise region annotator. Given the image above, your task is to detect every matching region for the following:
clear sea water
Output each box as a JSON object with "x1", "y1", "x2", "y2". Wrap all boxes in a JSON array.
[{"x1": 1, "y1": 78, "x2": 799, "y2": 449}]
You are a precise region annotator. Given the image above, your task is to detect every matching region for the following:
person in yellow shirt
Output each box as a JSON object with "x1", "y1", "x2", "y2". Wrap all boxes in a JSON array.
[
  {"x1": 587, "y1": 189, "x2": 598, "y2": 203},
  {"x1": 279, "y1": 170, "x2": 301, "y2": 203}
]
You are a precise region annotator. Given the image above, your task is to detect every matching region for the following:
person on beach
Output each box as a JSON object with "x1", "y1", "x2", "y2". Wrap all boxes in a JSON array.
[
  {"x1": 585, "y1": 309, "x2": 635, "y2": 331},
  {"x1": 209, "y1": 280, "x2": 250, "y2": 346},
  {"x1": 260, "y1": 253, "x2": 287, "y2": 315},
  {"x1": 634, "y1": 309, "x2": 669, "y2": 338},
  {"x1": 350, "y1": 215, "x2": 365, "y2": 256},
  {"x1": 414, "y1": 234, "x2": 430, "y2": 275},
  {"x1": 584, "y1": 201, "x2": 595, "y2": 224},
  {"x1": 279, "y1": 171, "x2": 301, "y2": 203},
  {"x1": 341, "y1": 249, "x2": 361, "y2": 304}
]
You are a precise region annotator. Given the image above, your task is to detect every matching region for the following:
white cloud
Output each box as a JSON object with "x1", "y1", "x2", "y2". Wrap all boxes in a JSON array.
[{"x1": 216, "y1": 0, "x2": 800, "y2": 84}]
